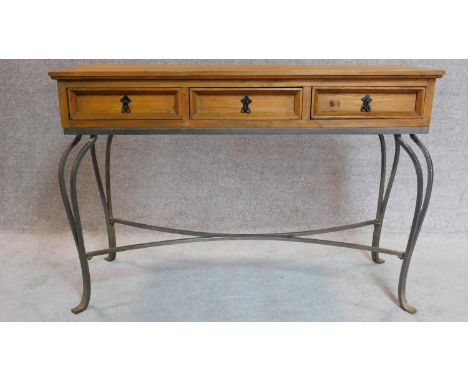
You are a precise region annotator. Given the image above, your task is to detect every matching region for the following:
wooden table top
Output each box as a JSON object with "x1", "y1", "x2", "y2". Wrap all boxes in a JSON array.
[{"x1": 49, "y1": 64, "x2": 445, "y2": 80}]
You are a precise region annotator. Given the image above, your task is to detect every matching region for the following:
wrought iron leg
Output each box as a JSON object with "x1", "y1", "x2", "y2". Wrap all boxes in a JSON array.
[
  {"x1": 58, "y1": 135, "x2": 82, "y2": 248},
  {"x1": 396, "y1": 134, "x2": 433, "y2": 314},
  {"x1": 90, "y1": 135, "x2": 117, "y2": 262},
  {"x1": 105, "y1": 135, "x2": 117, "y2": 261},
  {"x1": 371, "y1": 135, "x2": 401, "y2": 264},
  {"x1": 371, "y1": 135, "x2": 387, "y2": 264},
  {"x1": 59, "y1": 135, "x2": 97, "y2": 314},
  {"x1": 58, "y1": 133, "x2": 432, "y2": 314}
]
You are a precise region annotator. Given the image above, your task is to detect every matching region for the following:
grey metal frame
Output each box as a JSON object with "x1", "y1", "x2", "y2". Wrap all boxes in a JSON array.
[{"x1": 58, "y1": 133, "x2": 433, "y2": 314}]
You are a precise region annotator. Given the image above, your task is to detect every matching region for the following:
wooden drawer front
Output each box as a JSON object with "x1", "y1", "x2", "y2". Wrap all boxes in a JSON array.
[
  {"x1": 68, "y1": 88, "x2": 181, "y2": 120},
  {"x1": 190, "y1": 88, "x2": 302, "y2": 120},
  {"x1": 312, "y1": 87, "x2": 425, "y2": 119}
]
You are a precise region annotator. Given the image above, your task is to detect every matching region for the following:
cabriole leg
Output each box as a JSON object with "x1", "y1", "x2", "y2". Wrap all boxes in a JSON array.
[
  {"x1": 396, "y1": 135, "x2": 433, "y2": 314},
  {"x1": 58, "y1": 135, "x2": 82, "y2": 248},
  {"x1": 70, "y1": 136, "x2": 98, "y2": 313},
  {"x1": 371, "y1": 135, "x2": 401, "y2": 264},
  {"x1": 59, "y1": 135, "x2": 98, "y2": 314}
]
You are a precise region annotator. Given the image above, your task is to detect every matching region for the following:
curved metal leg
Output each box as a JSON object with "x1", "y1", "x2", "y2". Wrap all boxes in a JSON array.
[
  {"x1": 59, "y1": 133, "x2": 432, "y2": 314},
  {"x1": 70, "y1": 136, "x2": 98, "y2": 314},
  {"x1": 90, "y1": 135, "x2": 117, "y2": 262},
  {"x1": 371, "y1": 135, "x2": 401, "y2": 264},
  {"x1": 59, "y1": 135, "x2": 98, "y2": 314},
  {"x1": 396, "y1": 135, "x2": 433, "y2": 314},
  {"x1": 58, "y1": 135, "x2": 82, "y2": 248}
]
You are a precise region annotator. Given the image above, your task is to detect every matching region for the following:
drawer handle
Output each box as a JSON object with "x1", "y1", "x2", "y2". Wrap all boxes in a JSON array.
[
  {"x1": 240, "y1": 95, "x2": 252, "y2": 114},
  {"x1": 361, "y1": 94, "x2": 372, "y2": 112},
  {"x1": 120, "y1": 95, "x2": 132, "y2": 113}
]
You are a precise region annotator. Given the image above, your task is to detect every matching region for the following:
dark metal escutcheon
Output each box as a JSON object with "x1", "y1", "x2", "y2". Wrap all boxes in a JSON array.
[
  {"x1": 121, "y1": 95, "x2": 131, "y2": 113},
  {"x1": 240, "y1": 95, "x2": 252, "y2": 113},
  {"x1": 361, "y1": 94, "x2": 372, "y2": 112}
]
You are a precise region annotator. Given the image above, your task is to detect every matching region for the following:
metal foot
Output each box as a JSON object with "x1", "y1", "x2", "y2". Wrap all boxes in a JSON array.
[
  {"x1": 371, "y1": 252, "x2": 385, "y2": 264},
  {"x1": 396, "y1": 135, "x2": 433, "y2": 314},
  {"x1": 59, "y1": 135, "x2": 97, "y2": 314},
  {"x1": 399, "y1": 300, "x2": 417, "y2": 315},
  {"x1": 371, "y1": 135, "x2": 400, "y2": 264},
  {"x1": 71, "y1": 293, "x2": 90, "y2": 315}
]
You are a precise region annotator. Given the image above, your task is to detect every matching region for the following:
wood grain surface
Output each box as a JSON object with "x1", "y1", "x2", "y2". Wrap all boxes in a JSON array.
[
  {"x1": 49, "y1": 64, "x2": 445, "y2": 79},
  {"x1": 50, "y1": 64, "x2": 444, "y2": 131}
]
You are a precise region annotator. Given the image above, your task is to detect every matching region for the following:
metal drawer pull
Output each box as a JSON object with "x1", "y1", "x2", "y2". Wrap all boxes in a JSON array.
[
  {"x1": 361, "y1": 94, "x2": 372, "y2": 112},
  {"x1": 120, "y1": 95, "x2": 132, "y2": 113},
  {"x1": 240, "y1": 95, "x2": 252, "y2": 113}
]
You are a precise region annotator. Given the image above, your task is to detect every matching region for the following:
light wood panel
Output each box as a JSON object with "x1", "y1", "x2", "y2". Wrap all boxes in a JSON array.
[
  {"x1": 68, "y1": 88, "x2": 181, "y2": 120},
  {"x1": 61, "y1": 78, "x2": 433, "y2": 88},
  {"x1": 190, "y1": 88, "x2": 302, "y2": 120},
  {"x1": 49, "y1": 64, "x2": 445, "y2": 79},
  {"x1": 50, "y1": 64, "x2": 444, "y2": 131},
  {"x1": 63, "y1": 118, "x2": 430, "y2": 129},
  {"x1": 312, "y1": 87, "x2": 425, "y2": 119}
]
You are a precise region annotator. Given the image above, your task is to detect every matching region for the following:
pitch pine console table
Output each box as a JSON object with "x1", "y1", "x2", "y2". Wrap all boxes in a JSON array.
[{"x1": 49, "y1": 64, "x2": 444, "y2": 314}]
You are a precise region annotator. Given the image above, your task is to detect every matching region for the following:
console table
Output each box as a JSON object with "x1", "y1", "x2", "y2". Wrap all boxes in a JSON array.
[{"x1": 49, "y1": 64, "x2": 445, "y2": 314}]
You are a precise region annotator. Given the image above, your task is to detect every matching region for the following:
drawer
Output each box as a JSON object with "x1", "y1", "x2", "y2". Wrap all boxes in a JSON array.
[
  {"x1": 68, "y1": 88, "x2": 181, "y2": 120},
  {"x1": 190, "y1": 88, "x2": 302, "y2": 119},
  {"x1": 312, "y1": 87, "x2": 425, "y2": 119}
]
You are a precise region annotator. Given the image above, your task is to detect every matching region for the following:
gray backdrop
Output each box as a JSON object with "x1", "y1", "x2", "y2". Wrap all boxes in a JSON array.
[{"x1": 1, "y1": 60, "x2": 467, "y2": 236}]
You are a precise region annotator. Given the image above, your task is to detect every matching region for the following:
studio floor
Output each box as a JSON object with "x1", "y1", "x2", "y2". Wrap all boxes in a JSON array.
[{"x1": 1, "y1": 230, "x2": 467, "y2": 321}]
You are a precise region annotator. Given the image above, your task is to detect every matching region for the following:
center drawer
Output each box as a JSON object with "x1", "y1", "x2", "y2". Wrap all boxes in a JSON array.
[{"x1": 190, "y1": 88, "x2": 302, "y2": 120}]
